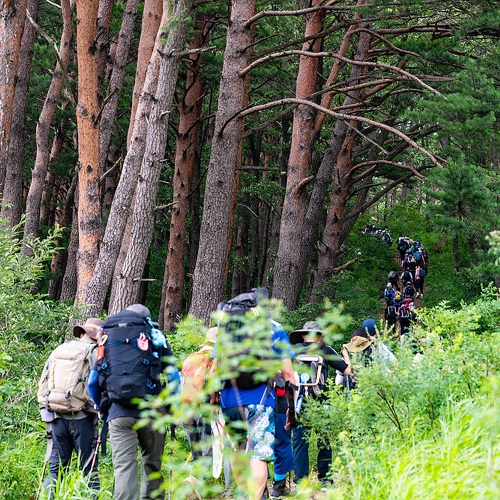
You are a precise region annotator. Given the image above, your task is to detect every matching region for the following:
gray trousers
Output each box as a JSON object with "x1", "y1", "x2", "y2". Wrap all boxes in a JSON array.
[{"x1": 109, "y1": 416, "x2": 165, "y2": 500}]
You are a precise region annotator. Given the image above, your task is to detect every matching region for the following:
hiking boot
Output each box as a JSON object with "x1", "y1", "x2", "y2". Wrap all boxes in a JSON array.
[
  {"x1": 319, "y1": 478, "x2": 334, "y2": 492},
  {"x1": 270, "y1": 479, "x2": 291, "y2": 498}
]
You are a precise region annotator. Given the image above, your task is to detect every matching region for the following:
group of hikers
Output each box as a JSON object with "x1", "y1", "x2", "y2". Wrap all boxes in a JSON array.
[
  {"x1": 360, "y1": 224, "x2": 393, "y2": 244},
  {"x1": 38, "y1": 240, "x2": 426, "y2": 499},
  {"x1": 383, "y1": 234, "x2": 428, "y2": 339}
]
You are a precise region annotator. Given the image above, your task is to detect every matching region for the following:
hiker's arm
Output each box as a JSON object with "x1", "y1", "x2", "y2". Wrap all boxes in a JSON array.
[
  {"x1": 88, "y1": 369, "x2": 101, "y2": 408},
  {"x1": 280, "y1": 357, "x2": 295, "y2": 384}
]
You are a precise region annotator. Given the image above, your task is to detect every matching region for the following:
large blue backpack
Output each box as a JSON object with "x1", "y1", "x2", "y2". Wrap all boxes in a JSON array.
[
  {"x1": 96, "y1": 310, "x2": 163, "y2": 409},
  {"x1": 384, "y1": 287, "x2": 395, "y2": 302}
]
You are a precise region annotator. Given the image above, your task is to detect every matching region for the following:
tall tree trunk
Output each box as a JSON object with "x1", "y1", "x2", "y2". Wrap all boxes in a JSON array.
[
  {"x1": 0, "y1": 0, "x2": 36, "y2": 226},
  {"x1": 189, "y1": 0, "x2": 256, "y2": 323},
  {"x1": 96, "y1": 0, "x2": 114, "y2": 100},
  {"x1": 272, "y1": 0, "x2": 326, "y2": 308},
  {"x1": 108, "y1": 0, "x2": 191, "y2": 314},
  {"x1": 23, "y1": 0, "x2": 73, "y2": 249},
  {"x1": 99, "y1": 0, "x2": 140, "y2": 170},
  {"x1": 0, "y1": 0, "x2": 27, "y2": 195},
  {"x1": 127, "y1": 0, "x2": 162, "y2": 148},
  {"x1": 74, "y1": 0, "x2": 101, "y2": 302},
  {"x1": 48, "y1": 175, "x2": 77, "y2": 299},
  {"x1": 310, "y1": 126, "x2": 358, "y2": 301},
  {"x1": 279, "y1": 27, "x2": 372, "y2": 310},
  {"x1": 159, "y1": 13, "x2": 209, "y2": 332},
  {"x1": 60, "y1": 192, "x2": 79, "y2": 301},
  {"x1": 82, "y1": 0, "x2": 167, "y2": 315}
]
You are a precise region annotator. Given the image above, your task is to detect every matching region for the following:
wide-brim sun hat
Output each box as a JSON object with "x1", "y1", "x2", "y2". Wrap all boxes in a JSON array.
[
  {"x1": 73, "y1": 318, "x2": 104, "y2": 340},
  {"x1": 344, "y1": 335, "x2": 373, "y2": 353},
  {"x1": 289, "y1": 320, "x2": 324, "y2": 345}
]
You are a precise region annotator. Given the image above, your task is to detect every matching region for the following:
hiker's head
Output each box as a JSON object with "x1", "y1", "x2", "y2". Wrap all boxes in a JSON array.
[
  {"x1": 344, "y1": 328, "x2": 373, "y2": 352},
  {"x1": 362, "y1": 318, "x2": 378, "y2": 337},
  {"x1": 199, "y1": 327, "x2": 218, "y2": 352},
  {"x1": 289, "y1": 320, "x2": 323, "y2": 345},
  {"x1": 73, "y1": 318, "x2": 104, "y2": 341},
  {"x1": 126, "y1": 303, "x2": 152, "y2": 318}
]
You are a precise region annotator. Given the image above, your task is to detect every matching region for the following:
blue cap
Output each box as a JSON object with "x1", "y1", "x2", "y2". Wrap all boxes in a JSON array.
[{"x1": 362, "y1": 318, "x2": 378, "y2": 336}]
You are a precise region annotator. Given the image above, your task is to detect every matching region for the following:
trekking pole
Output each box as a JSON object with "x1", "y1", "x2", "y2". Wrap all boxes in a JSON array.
[
  {"x1": 36, "y1": 424, "x2": 53, "y2": 500},
  {"x1": 168, "y1": 424, "x2": 176, "y2": 500}
]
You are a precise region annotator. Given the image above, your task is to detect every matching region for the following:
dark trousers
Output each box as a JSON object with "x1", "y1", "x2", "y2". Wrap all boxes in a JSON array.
[
  {"x1": 275, "y1": 413, "x2": 294, "y2": 475},
  {"x1": 46, "y1": 415, "x2": 99, "y2": 491},
  {"x1": 183, "y1": 417, "x2": 212, "y2": 460},
  {"x1": 292, "y1": 420, "x2": 331, "y2": 481}
]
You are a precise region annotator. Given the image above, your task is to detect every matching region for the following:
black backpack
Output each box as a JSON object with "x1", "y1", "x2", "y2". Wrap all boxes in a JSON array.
[
  {"x1": 386, "y1": 306, "x2": 397, "y2": 321},
  {"x1": 403, "y1": 270, "x2": 413, "y2": 283},
  {"x1": 399, "y1": 306, "x2": 410, "y2": 319},
  {"x1": 96, "y1": 310, "x2": 163, "y2": 410},
  {"x1": 217, "y1": 287, "x2": 270, "y2": 390}
]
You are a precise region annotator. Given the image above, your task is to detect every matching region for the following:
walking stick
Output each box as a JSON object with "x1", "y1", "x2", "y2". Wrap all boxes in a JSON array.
[
  {"x1": 168, "y1": 424, "x2": 176, "y2": 500},
  {"x1": 36, "y1": 424, "x2": 53, "y2": 500}
]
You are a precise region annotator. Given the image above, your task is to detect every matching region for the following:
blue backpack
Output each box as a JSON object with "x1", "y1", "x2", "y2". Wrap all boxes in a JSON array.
[{"x1": 384, "y1": 287, "x2": 395, "y2": 302}]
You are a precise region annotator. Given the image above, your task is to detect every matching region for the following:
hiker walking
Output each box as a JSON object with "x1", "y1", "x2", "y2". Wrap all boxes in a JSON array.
[
  {"x1": 384, "y1": 282, "x2": 396, "y2": 306},
  {"x1": 398, "y1": 299, "x2": 413, "y2": 337},
  {"x1": 384, "y1": 300, "x2": 398, "y2": 334},
  {"x1": 88, "y1": 304, "x2": 179, "y2": 500},
  {"x1": 289, "y1": 321, "x2": 352, "y2": 489},
  {"x1": 37, "y1": 317, "x2": 104, "y2": 495},
  {"x1": 387, "y1": 268, "x2": 399, "y2": 291},
  {"x1": 215, "y1": 289, "x2": 297, "y2": 500},
  {"x1": 414, "y1": 265, "x2": 426, "y2": 298},
  {"x1": 180, "y1": 327, "x2": 219, "y2": 461}
]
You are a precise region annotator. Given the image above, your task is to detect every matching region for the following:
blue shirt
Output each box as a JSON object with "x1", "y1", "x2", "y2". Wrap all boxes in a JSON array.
[{"x1": 218, "y1": 320, "x2": 294, "y2": 409}]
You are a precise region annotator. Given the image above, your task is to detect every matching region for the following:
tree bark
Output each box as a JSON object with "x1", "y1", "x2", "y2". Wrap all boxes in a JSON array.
[
  {"x1": 0, "y1": 0, "x2": 28, "y2": 196},
  {"x1": 60, "y1": 191, "x2": 79, "y2": 301},
  {"x1": 189, "y1": 0, "x2": 256, "y2": 323},
  {"x1": 74, "y1": 0, "x2": 101, "y2": 302},
  {"x1": 159, "y1": 13, "x2": 209, "y2": 332},
  {"x1": 99, "y1": 0, "x2": 140, "y2": 171},
  {"x1": 96, "y1": 0, "x2": 114, "y2": 102},
  {"x1": 271, "y1": 0, "x2": 326, "y2": 308},
  {"x1": 82, "y1": 0, "x2": 167, "y2": 314},
  {"x1": 277, "y1": 27, "x2": 372, "y2": 310},
  {"x1": 0, "y1": 0, "x2": 36, "y2": 226},
  {"x1": 23, "y1": 0, "x2": 72, "y2": 249},
  {"x1": 108, "y1": 0, "x2": 191, "y2": 314},
  {"x1": 127, "y1": 0, "x2": 162, "y2": 148}
]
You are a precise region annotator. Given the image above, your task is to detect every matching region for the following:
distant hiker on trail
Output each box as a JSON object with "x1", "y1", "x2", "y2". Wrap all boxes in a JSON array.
[
  {"x1": 290, "y1": 321, "x2": 352, "y2": 489},
  {"x1": 385, "y1": 300, "x2": 398, "y2": 334},
  {"x1": 397, "y1": 235, "x2": 410, "y2": 266},
  {"x1": 414, "y1": 265, "x2": 426, "y2": 298},
  {"x1": 400, "y1": 267, "x2": 414, "y2": 286},
  {"x1": 388, "y1": 268, "x2": 399, "y2": 290},
  {"x1": 88, "y1": 304, "x2": 180, "y2": 500},
  {"x1": 403, "y1": 281, "x2": 416, "y2": 300},
  {"x1": 398, "y1": 299, "x2": 413, "y2": 338},
  {"x1": 384, "y1": 283, "x2": 395, "y2": 306},
  {"x1": 37, "y1": 317, "x2": 104, "y2": 495}
]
